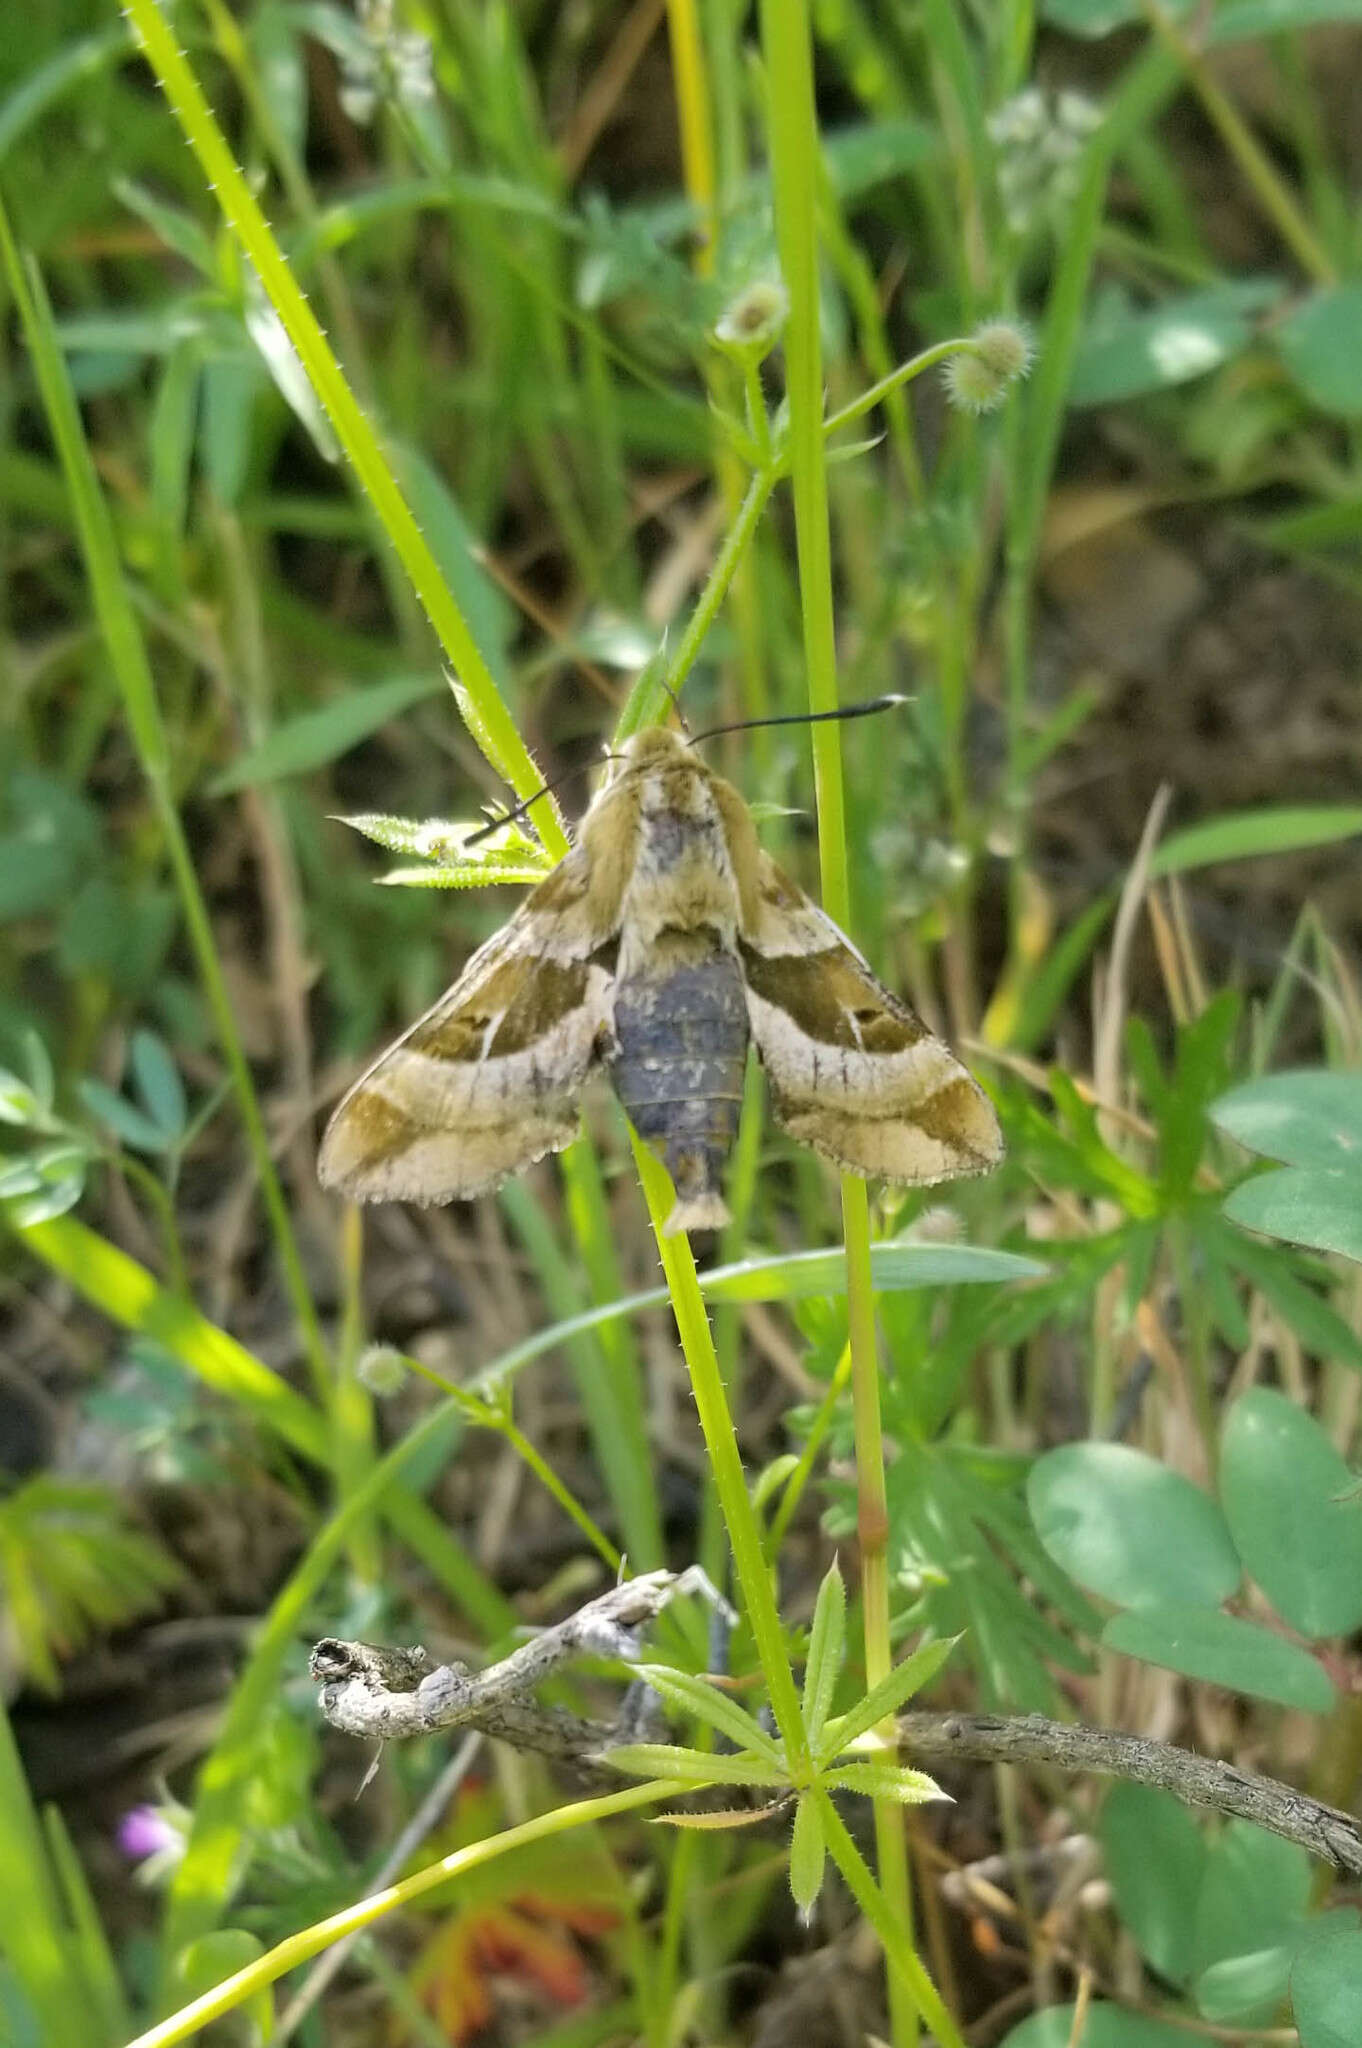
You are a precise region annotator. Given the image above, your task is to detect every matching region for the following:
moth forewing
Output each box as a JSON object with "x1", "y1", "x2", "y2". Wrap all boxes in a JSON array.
[
  {"x1": 317, "y1": 838, "x2": 623, "y2": 1205},
  {"x1": 737, "y1": 853, "x2": 1003, "y2": 1188}
]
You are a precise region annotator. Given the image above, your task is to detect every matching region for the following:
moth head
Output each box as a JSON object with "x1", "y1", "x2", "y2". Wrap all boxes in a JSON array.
[{"x1": 617, "y1": 725, "x2": 691, "y2": 772}]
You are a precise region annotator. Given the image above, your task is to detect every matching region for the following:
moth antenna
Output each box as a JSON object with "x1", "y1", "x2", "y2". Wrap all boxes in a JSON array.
[
  {"x1": 464, "y1": 766, "x2": 582, "y2": 848},
  {"x1": 466, "y1": 753, "x2": 628, "y2": 848},
  {"x1": 688, "y1": 693, "x2": 909, "y2": 746}
]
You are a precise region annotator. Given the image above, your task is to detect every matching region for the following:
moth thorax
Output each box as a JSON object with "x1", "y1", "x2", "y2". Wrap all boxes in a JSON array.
[{"x1": 606, "y1": 935, "x2": 749, "y2": 1237}]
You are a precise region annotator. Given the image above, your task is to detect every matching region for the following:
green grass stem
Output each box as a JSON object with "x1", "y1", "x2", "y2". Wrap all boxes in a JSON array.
[
  {"x1": 757, "y1": 3, "x2": 924, "y2": 2037},
  {"x1": 0, "y1": 193, "x2": 333, "y2": 1405},
  {"x1": 120, "y1": 0, "x2": 567, "y2": 860},
  {"x1": 132, "y1": 1780, "x2": 678, "y2": 2048}
]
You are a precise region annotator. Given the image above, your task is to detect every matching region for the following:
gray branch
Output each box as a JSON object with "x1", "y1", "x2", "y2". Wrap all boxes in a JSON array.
[
  {"x1": 312, "y1": 1573, "x2": 1362, "y2": 1879},
  {"x1": 310, "y1": 1566, "x2": 728, "y2": 1763},
  {"x1": 899, "y1": 1711, "x2": 1362, "y2": 1877}
]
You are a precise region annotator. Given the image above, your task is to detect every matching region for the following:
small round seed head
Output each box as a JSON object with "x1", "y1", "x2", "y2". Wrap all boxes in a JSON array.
[
  {"x1": 358, "y1": 1343, "x2": 408, "y2": 1396},
  {"x1": 713, "y1": 278, "x2": 790, "y2": 357},
  {"x1": 943, "y1": 320, "x2": 1033, "y2": 413}
]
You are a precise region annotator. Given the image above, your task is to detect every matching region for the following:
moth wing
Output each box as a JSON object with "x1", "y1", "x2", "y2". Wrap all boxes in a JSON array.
[
  {"x1": 319, "y1": 844, "x2": 619, "y2": 1205},
  {"x1": 739, "y1": 854, "x2": 1002, "y2": 1185}
]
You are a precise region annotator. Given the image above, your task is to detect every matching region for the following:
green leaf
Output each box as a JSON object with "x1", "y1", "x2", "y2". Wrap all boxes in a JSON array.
[
  {"x1": 1217, "y1": 1222, "x2": 1362, "y2": 1373},
  {"x1": 475, "y1": 1245, "x2": 1042, "y2": 1400},
  {"x1": 3, "y1": 1145, "x2": 89, "y2": 1227},
  {"x1": 788, "y1": 1794, "x2": 826, "y2": 1915},
  {"x1": 130, "y1": 1032, "x2": 186, "y2": 1142},
  {"x1": 1000, "y1": 2005, "x2": 1193, "y2": 2046},
  {"x1": 376, "y1": 859, "x2": 552, "y2": 889},
  {"x1": 820, "y1": 1636, "x2": 958, "y2": 1756},
  {"x1": 242, "y1": 289, "x2": 339, "y2": 461},
  {"x1": 630, "y1": 1665, "x2": 782, "y2": 1763},
  {"x1": 0, "y1": 1070, "x2": 46, "y2": 1128},
  {"x1": 801, "y1": 1563, "x2": 845, "y2": 1747},
  {"x1": 199, "y1": 350, "x2": 258, "y2": 505},
  {"x1": 702, "y1": 1242, "x2": 1048, "y2": 1302},
  {"x1": 1029, "y1": 1443, "x2": 1240, "y2": 1610},
  {"x1": 1103, "y1": 1603, "x2": 1334, "y2": 1711},
  {"x1": 1220, "y1": 1390, "x2": 1362, "y2": 1638},
  {"x1": 1195, "y1": 1946, "x2": 1293, "y2": 2024},
  {"x1": 1274, "y1": 285, "x2": 1362, "y2": 419},
  {"x1": 1150, "y1": 807, "x2": 1362, "y2": 878},
  {"x1": 821, "y1": 1762, "x2": 944, "y2": 1803},
  {"x1": 78, "y1": 1080, "x2": 169, "y2": 1156},
  {"x1": 0, "y1": 24, "x2": 130, "y2": 163},
  {"x1": 601, "y1": 1744, "x2": 787, "y2": 1788},
  {"x1": 395, "y1": 442, "x2": 512, "y2": 687},
  {"x1": 1212, "y1": 1070, "x2": 1362, "y2": 1172},
  {"x1": 1290, "y1": 1916, "x2": 1362, "y2": 2048},
  {"x1": 1193, "y1": 1821, "x2": 1311, "y2": 1975},
  {"x1": 1043, "y1": 0, "x2": 1362, "y2": 37},
  {"x1": 1070, "y1": 281, "x2": 1280, "y2": 406},
  {"x1": 113, "y1": 177, "x2": 215, "y2": 276},
  {"x1": 1225, "y1": 1165, "x2": 1362, "y2": 1265},
  {"x1": 208, "y1": 672, "x2": 446, "y2": 794},
  {"x1": 1100, "y1": 1784, "x2": 1205, "y2": 1986}
]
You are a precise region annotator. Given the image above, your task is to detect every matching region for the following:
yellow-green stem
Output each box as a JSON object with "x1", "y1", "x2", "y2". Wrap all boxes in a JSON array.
[
  {"x1": 757, "y1": 2, "x2": 924, "y2": 2037},
  {"x1": 817, "y1": 1790, "x2": 968, "y2": 2048},
  {"x1": 665, "y1": 0, "x2": 718, "y2": 271},
  {"x1": 665, "y1": 468, "x2": 776, "y2": 698},
  {"x1": 632, "y1": 1141, "x2": 807, "y2": 1763},
  {"x1": 127, "y1": 1781, "x2": 678, "y2": 2048}
]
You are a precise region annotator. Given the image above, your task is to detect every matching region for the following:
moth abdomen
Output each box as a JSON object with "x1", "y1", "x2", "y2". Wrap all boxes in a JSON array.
[{"x1": 607, "y1": 944, "x2": 749, "y2": 1236}]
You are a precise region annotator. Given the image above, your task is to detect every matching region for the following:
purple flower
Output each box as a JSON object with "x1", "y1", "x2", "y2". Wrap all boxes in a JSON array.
[{"x1": 117, "y1": 1804, "x2": 180, "y2": 1863}]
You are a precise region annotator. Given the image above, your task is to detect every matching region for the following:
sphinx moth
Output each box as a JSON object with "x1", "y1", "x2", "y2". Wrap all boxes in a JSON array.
[{"x1": 318, "y1": 726, "x2": 1002, "y2": 1233}]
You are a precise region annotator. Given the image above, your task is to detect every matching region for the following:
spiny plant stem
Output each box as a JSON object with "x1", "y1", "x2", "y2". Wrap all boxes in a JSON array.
[
  {"x1": 757, "y1": 2, "x2": 925, "y2": 2040},
  {"x1": 633, "y1": 1142, "x2": 808, "y2": 1765},
  {"x1": 121, "y1": 0, "x2": 568, "y2": 860},
  {"x1": 665, "y1": 468, "x2": 777, "y2": 698}
]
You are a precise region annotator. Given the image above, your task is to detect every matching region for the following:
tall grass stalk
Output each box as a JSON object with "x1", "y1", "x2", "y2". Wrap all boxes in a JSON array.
[
  {"x1": 756, "y1": 2, "x2": 923, "y2": 2039},
  {"x1": 633, "y1": 1142, "x2": 808, "y2": 1757},
  {"x1": 128, "y1": 1780, "x2": 680, "y2": 2048},
  {"x1": 0, "y1": 195, "x2": 332, "y2": 1405},
  {"x1": 120, "y1": 0, "x2": 567, "y2": 862}
]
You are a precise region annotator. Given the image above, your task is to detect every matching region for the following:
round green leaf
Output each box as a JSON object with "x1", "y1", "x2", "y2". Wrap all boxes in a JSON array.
[
  {"x1": 1103, "y1": 1603, "x2": 1334, "y2": 1712},
  {"x1": 1274, "y1": 286, "x2": 1362, "y2": 419},
  {"x1": 1291, "y1": 1917, "x2": 1362, "y2": 2048},
  {"x1": 1220, "y1": 1390, "x2": 1362, "y2": 1638},
  {"x1": 1224, "y1": 1167, "x2": 1362, "y2": 1267},
  {"x1": 1194, "y1": 1820, "x2": 1311, "y2": 1975},
  {"x1": 1195, "y1": 1946, "x2": 1292, "y2": 2023},
  {"x1": 1029, "y1": 1444, "x2": 1240, "y2": 1610},
  {"x1": 1070, "y1": 282, "x2": 1280, "y2": 406},
  {"x1": 1100, "y1": 1784, "x2": 1205, "y2": 1986},
  {"x1": 1211, "y1": 1070, "x2": 1362, "y2": 1171},
  {"x1": 1001, "y1": 2006, "x2": 1191, "y2": 2047}
]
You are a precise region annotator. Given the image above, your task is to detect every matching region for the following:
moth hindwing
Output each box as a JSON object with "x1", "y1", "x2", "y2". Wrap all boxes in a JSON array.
[{"x1": 318, "y1": 726, "x2": 1003, "y2": 1234}]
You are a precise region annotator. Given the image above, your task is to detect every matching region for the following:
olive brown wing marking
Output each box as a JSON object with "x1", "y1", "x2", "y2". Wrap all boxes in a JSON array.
[
  {"x1": 738, "y1": 854, "x2": 1003, "y2": 1185},
  {"x1": 318, "y1": 843, "x2": 621, "y2": 1205}
]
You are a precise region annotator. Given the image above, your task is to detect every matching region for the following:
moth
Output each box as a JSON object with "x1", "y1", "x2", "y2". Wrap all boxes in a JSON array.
[{"x1": 318, "y1": 726, "x2": 1002, "y2": 1234}]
